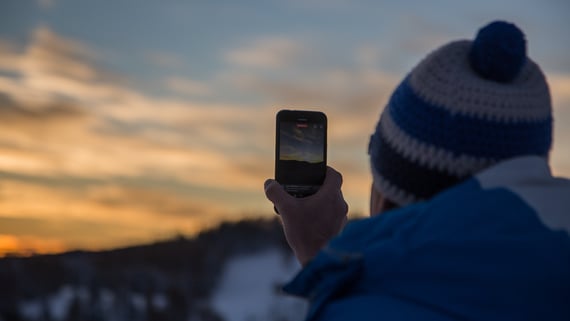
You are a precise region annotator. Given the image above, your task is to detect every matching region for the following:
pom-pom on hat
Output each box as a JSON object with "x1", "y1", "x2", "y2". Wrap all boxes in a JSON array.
[{"x1": 368, "y1": 20, "x2": 552, "y2": 206}]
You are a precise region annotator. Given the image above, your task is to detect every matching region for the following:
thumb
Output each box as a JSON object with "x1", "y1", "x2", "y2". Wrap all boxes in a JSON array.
[
  {"x1": 320, "y1": 166, "x2": 343, "y2": 194},
  {"x1": 264, "y1": 179, "x2": 290, "y2": 204}
]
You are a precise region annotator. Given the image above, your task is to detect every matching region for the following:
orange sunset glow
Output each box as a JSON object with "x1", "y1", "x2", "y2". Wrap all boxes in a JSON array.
[{"x1": 1, "y1": 1, "x2": 569, "y2": 256}]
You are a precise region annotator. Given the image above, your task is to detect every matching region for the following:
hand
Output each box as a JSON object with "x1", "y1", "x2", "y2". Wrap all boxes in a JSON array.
[{"x1": 264, "y1": 167, "x2": 349, "y2": 265}]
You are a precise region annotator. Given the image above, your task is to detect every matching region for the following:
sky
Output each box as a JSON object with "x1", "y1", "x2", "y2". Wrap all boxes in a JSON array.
[{"x1": 0, "y1": 0, "x2": 569, "y2": 256}]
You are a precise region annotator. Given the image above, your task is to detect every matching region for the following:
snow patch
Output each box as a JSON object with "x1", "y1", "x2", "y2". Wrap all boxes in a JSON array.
[
  {"x1": 48, "y1": 285, "x2": 74, "y2": 321},
  {"x1": 130, "y1": 293, "x2": 146, "y2": 312},
  {"x1": 152, "y1": 293, "x2": 169, "y2": 311},
  {"x1": 211, "y1": 249, "x2": 307, "y2": 321},
  {"x1": 18, "y1": 285, "x2": 90, "y2": 321},
  {"x1": 99, "y1": 288, "x2": 115, "y2": 313},
  {"x1": 18, "y1": 299, "x2": 42, "y2": 321}
]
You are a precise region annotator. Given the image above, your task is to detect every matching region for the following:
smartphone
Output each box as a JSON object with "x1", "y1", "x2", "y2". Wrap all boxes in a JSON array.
[{"x1": 275, "y1": 109, "x2": 327, "y2": 197}]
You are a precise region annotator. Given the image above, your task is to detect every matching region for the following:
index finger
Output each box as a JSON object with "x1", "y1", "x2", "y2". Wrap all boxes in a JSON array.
[{"x1": 264, "y1": 179, "x2": 291, "y2": 204}]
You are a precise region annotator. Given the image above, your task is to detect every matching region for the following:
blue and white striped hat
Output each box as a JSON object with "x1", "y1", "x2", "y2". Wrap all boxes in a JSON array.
[{"x1": 368, "y1": 21, "x2": 552, "y2": 206}]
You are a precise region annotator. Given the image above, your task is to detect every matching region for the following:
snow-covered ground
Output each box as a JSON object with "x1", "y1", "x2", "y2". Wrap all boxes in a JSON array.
[
  {"x1": 211, "y1": 249, "x2": 307, "y2": 321},
  {"x1": 14, "y1": 248, "x2": 308, "y2": 321}
]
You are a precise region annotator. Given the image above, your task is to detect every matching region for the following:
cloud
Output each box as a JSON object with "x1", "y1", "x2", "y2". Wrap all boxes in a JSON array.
[
  {"x1": 0, "y1": 27, "x2": 277, "y2": 245},
  {"x1": 549, "y1": 73, "x2": 570, "y2": 176},
  {"x1": 0, "y1": 179, "x2": 222, "y2": 253},
  {"x1": 548, "y1": 73, "x2": 570, "y2": 108},
  {"x1": 0, "y1": 27, "x2": 264, "y2": 189},
  {"x1": 38, "y1": 0, "x2": 56, "y2": 10},
  {"x1": 0, "y1": 25, "x2": 278, "y2": 256},
  {"x1": 164, "y1": 76, "x2": 212, "y2": 96},
  {"x1": 0, "y1": 171, "x2": 228, "y2": 221},
  {"x1": 0, "y1": 93, "x2": 86, "y2": 124},
  {"x1": 0, "y1": 27, "x2": 126, "y2": 109},
  {"x1": 225, "y1": 37, "x2": 306, "y2": 69},
  {"x1": 23, "y1": 27, "x2": 102, "y2": 81}
]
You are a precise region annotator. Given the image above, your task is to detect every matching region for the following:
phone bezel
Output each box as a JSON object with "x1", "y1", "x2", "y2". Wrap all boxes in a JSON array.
[{"x1": 275, "y1": 109, "x2": 327, "y2": 196}]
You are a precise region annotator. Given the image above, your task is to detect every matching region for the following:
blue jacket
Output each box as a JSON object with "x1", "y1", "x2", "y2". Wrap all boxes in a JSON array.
[{"x1": 284, "y1": 156, "x2": 570, "y2": 321}]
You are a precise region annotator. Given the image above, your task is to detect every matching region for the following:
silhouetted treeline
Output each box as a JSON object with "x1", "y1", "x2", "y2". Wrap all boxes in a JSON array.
[{"x1": 0, "y1": 217, "x2": 293, "y2": 321}]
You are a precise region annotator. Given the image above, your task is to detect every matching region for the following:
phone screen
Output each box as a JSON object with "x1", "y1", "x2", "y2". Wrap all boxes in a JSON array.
[{"x1": 275, "y1": 110, "x2": 327, "y2": 196}]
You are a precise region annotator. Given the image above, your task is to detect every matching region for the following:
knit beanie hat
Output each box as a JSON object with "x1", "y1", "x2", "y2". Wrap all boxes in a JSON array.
[{"x1": 368, "y1": 21, "x2": 552, "y2": 206}]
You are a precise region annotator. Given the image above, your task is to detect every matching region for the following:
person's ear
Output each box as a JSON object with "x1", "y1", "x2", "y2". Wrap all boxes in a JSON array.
[
  {"x1": 370, "y1": 184, "x2": 383, "y2": 216},
  {"x1": 370, "y1": 183, "x2": 399, "y2": 216}
]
